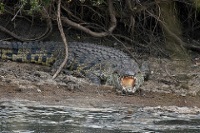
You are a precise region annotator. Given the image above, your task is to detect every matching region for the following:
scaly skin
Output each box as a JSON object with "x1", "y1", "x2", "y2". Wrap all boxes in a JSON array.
[{"x1": 0, "y1": 41, "x2": 145, "y2": 94}]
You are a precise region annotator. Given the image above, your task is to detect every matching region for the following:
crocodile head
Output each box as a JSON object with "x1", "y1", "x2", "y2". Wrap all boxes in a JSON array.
[
  {"x1": 106, "y1": 60, "x2": 145, "y2": 94},
  {"x1": 111, "y1": 70, "x2": 144, "y2": 94}
]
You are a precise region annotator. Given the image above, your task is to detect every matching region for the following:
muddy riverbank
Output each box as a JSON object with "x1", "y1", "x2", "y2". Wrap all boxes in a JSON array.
[{"x1": 0, "y1": 56, "x2": 199, "y2": 108}]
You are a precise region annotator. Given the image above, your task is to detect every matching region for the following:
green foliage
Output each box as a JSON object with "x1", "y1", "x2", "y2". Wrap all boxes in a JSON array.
[
  {"x1": 79, "y1": 0, "x2": 105, "y2": 6},
  {"x1": 194, "y1": 0, "x2": 200, "y2": 10},
  {"x1": 18, "y1": 0, "x2": 52, "y2": 14},
  {"x1": 29, "y1": 0, "x2": 41, "y2": 13},
  {"x1": 42, "y1": 0, "x2": 52, "y2": 5},
  {"x1": 91, "y1": 0, "x2": 105, "y2": 6},
  {"x1": 0, "y1": 2, "x2": 4, "y2": 14}
]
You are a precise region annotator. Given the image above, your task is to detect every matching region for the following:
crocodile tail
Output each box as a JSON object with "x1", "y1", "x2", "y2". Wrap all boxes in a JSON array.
[{"x1": 0, "y1": 41, "x2": 59, "y2": 66}]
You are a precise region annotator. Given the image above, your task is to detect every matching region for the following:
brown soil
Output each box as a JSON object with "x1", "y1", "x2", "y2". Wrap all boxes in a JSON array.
[{"x1": 0, "y1": 57, "x2": 199, "y2": 108}]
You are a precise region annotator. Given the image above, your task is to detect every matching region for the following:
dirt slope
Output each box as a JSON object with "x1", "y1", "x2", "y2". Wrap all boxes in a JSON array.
[{"x1": 0, "y1": 57, "x2": 199, "y2": 108}]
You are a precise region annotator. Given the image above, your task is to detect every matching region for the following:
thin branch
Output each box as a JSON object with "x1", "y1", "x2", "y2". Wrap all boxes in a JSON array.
[
  {"x1": 52, "y1": 0, "x2": 69, "y2": 79},
  {"x1": 0, "y1": 24, "x2": 26, "y2": 41},
  {"x1": 0, "y1": 8, "x2": 53, "y2": 41},
  {"x1": 60, "y1": 0, "x2": 116, "y2": 37},
  {"x1": 61, "y1": 16, "x2": 108, "y2": 37},
  {"x1": 125, "y1": 0, "x2": 136, "y2": 33},
  {"x1": 111, "y1": 34, "x2": 139, "y2": 64},
  {"x1": 107, "y1": 0, "x2": 117, "y2": 32},
  {"x1": 61, "y1": 5, "x2": 84, "y2": 23},
  {"x1": 39, "y1": 7, "x2": 53, "y2": 40},
  {"x1": 185, "y1": 44, "x2": 200, "y2": 52},
  {"x1": 11, "y1": 4, "x2": 24, "y2": 21}
]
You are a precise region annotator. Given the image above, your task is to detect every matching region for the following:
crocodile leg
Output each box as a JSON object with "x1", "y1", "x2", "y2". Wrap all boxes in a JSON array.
[
  {"x1": 85, "y1": 73, "x2": 101, "y2": 85},
  {"x1": 140, "y1": 61, "x2": 150, "y2": 80}
]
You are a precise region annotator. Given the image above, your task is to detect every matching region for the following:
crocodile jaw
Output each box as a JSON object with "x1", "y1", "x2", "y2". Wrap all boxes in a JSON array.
[
  {"x1": 122, "y1": 86, "x2": 137, "y2": 94},
  {"x1": 120, "y1": 76, "x2": 137, "y2": 94},
  {"x1": 107, "y1": 70, "x2": 144, "y2": 94},
  {"x1": 112, "y1": 73, "x2": 144, "y2": 94}
]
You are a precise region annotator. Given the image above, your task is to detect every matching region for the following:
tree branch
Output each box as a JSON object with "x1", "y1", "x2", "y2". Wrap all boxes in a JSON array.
[
  {"x1": 107, "y1": 0, "x2": 117, "y2": 33},
  {"x1": 60, "y1": 0, "x2": 116, "y2": 37},
  {"x1": 52, "y1": 0, "x2": 69, "y2": 79},
  {"x1": 0, "y1": 8, "x2": 52, "y2": 41}
]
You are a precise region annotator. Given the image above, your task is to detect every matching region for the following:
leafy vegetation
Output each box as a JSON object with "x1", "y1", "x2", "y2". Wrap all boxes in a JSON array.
[{"x1": 0, "y1": 2, "x2": 4, "y2": 14}]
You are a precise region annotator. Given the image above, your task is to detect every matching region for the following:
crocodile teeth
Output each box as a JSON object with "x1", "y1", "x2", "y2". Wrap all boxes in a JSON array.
[
  {"x1": 121, "y1": 86, "x2": 137, "y2": 94},
  {"x1": 121, "y1": 75, "x2": 135, "y2": 78}
]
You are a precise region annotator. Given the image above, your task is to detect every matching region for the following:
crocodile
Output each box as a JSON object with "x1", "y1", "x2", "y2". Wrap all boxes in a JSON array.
[{"x1": 0, "y1": 41, "x2": 148, "y2": 94}]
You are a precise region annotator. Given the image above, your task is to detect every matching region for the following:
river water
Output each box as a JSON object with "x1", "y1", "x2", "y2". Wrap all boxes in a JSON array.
[{"x1": 1, "y1": 100, "x2": 200, "y2": 133}]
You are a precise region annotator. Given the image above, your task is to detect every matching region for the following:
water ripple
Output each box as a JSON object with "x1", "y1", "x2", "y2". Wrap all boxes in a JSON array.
[{"x1": 0, "y1": 100, "x2": 200, "y2": 133}]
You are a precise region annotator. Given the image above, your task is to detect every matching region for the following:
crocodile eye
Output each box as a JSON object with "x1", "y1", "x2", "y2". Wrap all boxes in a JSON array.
[{"x1": 121, "y1": 76, "x2": 136, "y2": 87}]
